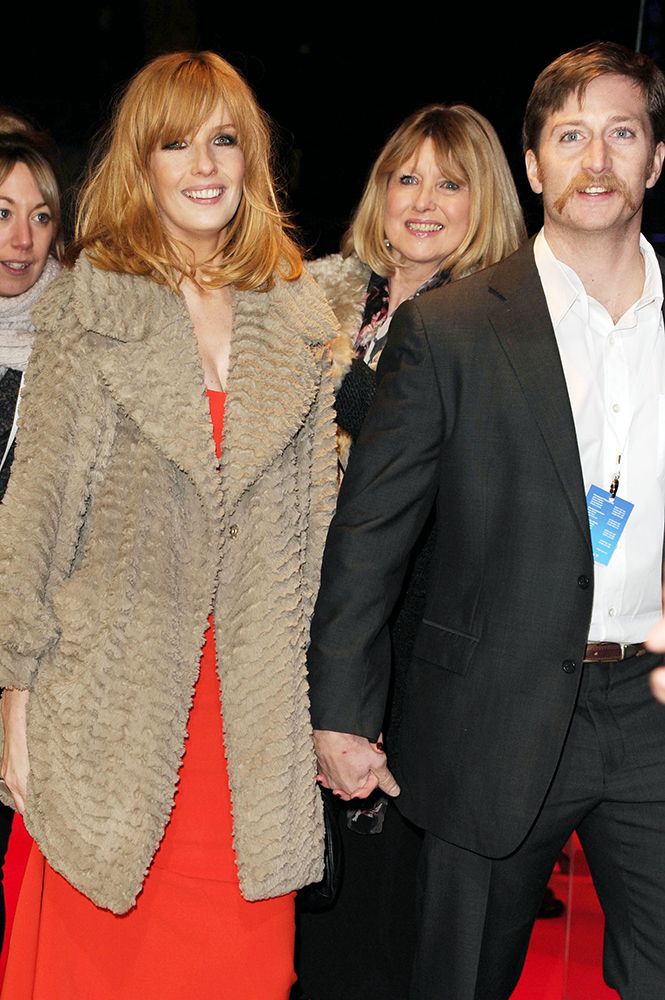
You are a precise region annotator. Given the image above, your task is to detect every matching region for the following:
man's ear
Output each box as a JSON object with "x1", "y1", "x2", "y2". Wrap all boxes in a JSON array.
[
  {"x1": 646, "y1": 140, "x2": 665, "y2": 189},
  {"x1": 525, "y1": 149, "x2": 543, "y2": 195}
]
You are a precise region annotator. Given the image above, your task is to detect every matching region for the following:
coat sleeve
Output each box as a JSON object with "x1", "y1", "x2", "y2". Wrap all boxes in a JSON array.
[
  {"x1": 307, "y1": 298, "x2": 444, "y2": 739},
  {"x1": 0, "y1": 277, "x2": 107, "y2": 689}
]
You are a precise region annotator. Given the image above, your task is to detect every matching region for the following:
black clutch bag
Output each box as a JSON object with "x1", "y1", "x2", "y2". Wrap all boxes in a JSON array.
[{"x1": 296, "y1": 787, "x2": 344, "y2": 913}]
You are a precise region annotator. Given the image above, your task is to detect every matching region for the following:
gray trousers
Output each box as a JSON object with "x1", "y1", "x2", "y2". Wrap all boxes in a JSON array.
[{"x1": 410, "y1": 650, "x2": 665, "y2": 1000}]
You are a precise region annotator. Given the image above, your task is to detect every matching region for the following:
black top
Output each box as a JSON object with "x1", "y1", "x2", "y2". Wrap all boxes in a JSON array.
[{"x1": 0, "y1": 369, "x2": 21, "y2": 501}]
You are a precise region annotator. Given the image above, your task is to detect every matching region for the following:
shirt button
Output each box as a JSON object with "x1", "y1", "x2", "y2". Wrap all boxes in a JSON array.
[
  {"x1": 611, "y1": 403, "x2": 621, "y2": 413},
  {"x1": 609, "y1": 335, "x2": 615, "y2": 346},
  {"x1": 608, "y1": 607, "x2": 616, "y2": 617},
  {"x1": 229, "y1": 524, "x2": 239, "y2": 538},
  {"x1": 577, "y1": 575, "x2": 590, "y2": 589},
  {"x1": 562, "y1": 660, "x2": 577, "y2": 674}
]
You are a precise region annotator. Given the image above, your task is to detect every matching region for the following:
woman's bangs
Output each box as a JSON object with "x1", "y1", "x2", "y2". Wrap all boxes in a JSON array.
[
  {"x1": 428, "y1": 131, "x2": 470, "y2": 187},
  {"x1": 148, "y1": 60, "x2": 230, "y2": 151},
  {"x1": 153, "y1": 94, "x2": 216, "y2": 151},
  {"x1": 0, "y1": 157, "x2": 12, "y2": 187},
  {"x1": 439, "y1": 157, "x2": 468, "y2": 188}
]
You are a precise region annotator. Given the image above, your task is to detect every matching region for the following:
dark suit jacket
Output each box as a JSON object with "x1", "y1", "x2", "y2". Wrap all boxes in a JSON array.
[{"x1": 308, "y1": 240, "x2": 665, "y2": 859}]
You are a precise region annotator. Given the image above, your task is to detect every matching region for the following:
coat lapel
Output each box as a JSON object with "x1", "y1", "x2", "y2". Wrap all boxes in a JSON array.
[
  {"x1": 68, "y1": 255, "x2": 337, "y2": 521},
  {"x1": 220, "y1": 272, "x2": 331, "y2": 513},
  {"x1": 71, "y1": 254, "x2": 223, "y2": 527},
  {"x1": 485, "y1": 242, "x2": 592, "y2": 551}
]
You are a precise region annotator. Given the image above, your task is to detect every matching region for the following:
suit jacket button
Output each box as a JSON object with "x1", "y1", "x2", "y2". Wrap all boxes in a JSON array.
[
  {"x1": 229, "y1": 524, "x2": 239, "y2": 538},
  {"x1": 562, "y1": 660, "x2": 577, "y2": 674},
  {"x1": 577, "y1": 575, "x2": 590, "y2": 589}
]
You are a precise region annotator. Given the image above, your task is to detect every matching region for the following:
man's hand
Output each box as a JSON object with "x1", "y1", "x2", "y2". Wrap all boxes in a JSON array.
[
  {"x1": 1, "y1": 688, "x2": 30, "y2": 814},
  {"x1": 313, "y1": 729, "x2": 401, "y2": 801},
  {"x1": 647, "y1": 614, "x2": 665, "y2": 704}
]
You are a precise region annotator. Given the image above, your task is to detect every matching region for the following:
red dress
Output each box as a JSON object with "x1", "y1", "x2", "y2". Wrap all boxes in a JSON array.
[{"x1": 0, "y1": 390, "x2": 296, "y2": 1000}]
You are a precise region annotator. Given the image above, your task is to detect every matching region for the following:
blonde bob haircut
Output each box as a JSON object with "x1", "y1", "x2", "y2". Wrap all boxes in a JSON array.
[
  {"x1": 344, "y1": 104, "x2": 526, "y2": 281},
  {"x1": 71, "y1": 51, "x2": 302, "y2": 290},
  {"x1": 0, "y1": 113, "x2": 64, "y2": 261}
]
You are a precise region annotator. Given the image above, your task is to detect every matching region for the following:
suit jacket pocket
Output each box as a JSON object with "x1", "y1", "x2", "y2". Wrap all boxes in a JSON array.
[{"x1": 412, "y1": 619, "x2": 479, "y2": 676}]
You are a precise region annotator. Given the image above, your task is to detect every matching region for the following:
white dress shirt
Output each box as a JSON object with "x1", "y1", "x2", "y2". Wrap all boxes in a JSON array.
[{"x1": 534, "y1": 230, "x2": 665, "y2": 642}]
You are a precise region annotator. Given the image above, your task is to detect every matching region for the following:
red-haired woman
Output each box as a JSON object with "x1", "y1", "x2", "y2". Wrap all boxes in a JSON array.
[{"x1": 0, "y1": 52, "x2": 338, "y2": 1000}]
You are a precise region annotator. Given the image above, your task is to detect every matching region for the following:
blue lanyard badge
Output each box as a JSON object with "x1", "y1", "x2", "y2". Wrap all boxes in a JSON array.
[{"x1": 586, "y1": 485, "x2": 634, "y2": 565}]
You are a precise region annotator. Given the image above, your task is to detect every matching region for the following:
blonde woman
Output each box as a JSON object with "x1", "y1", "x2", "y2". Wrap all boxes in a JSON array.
[
  {"x1": 0, "y1": 52, "x2": 338, "y2": 1000},
  {"x1": 314, "y1": 102, "x2": 526, "y2": 401},
  {"x1": 298, "y1": 104, "x2": 526, "y2": 1000}
]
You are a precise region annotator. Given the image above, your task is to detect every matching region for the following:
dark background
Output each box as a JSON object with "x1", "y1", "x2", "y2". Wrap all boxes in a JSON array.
[{"x1": 3, "y1": 3, "x2": 664, "y2": 254}]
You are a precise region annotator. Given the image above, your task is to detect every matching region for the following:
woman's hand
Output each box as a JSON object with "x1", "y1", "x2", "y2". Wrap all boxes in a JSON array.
[
  {"x1": 647, "y1": 607, "x2": 665, "y2": 705},
  {"x1": 1, "y1": 688, "x2": 30, "y2": 814},
  {"x1": 313, "y1": 729, "x2": 400, "y2": 801}
]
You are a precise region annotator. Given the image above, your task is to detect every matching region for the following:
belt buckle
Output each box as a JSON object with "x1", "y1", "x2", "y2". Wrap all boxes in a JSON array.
[
  {"x1": 584, "y1": 641, "x2": 646, "y2": 663},
  {"x1": 583, "y1": 641, "x2": 623, "y2": 662}
]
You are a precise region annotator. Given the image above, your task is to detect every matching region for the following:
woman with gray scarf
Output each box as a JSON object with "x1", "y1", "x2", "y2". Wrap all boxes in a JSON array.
[{"x1": 0, "y1": 112, "x2": 63, "y2": 949}]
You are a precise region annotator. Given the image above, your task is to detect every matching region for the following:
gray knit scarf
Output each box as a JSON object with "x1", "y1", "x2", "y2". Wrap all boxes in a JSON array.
[{"x1": 0, "y1": 256, "x2": 62, "y2": 378}]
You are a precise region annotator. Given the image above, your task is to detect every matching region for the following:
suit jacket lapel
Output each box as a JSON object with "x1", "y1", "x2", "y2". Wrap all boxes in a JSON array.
[
  {"x1": 486, "y1": 242, "x2": 592, "y2": 551},
  {"x1": 656, "y1": 255, "x2": 665, "y2": 566}
]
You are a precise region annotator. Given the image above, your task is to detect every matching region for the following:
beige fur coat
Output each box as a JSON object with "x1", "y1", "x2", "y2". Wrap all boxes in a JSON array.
[
  {"x1": 307, "y1": 252, "x2": 370, "y2": 467},
  {"x1": 0, "y1": 253, "x2": 339, "y2": 914},
  {"x1": 306, "y1": 252, "x2": 369, "y2": 385}
]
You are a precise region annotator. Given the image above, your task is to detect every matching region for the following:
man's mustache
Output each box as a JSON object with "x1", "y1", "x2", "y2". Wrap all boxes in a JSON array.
[{"x1": 553, "y1": 172, "x2": 638, "y2": 215}]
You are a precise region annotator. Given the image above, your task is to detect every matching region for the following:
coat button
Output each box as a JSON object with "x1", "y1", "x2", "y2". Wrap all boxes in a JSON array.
[
  {"x1": 229, "y1": 524, "x2": 239, "y2": 539},
  {"x1": 577, "y1": 575, "x2": 590, "y2": 589},
  {"x1": 562, "y1": 660, "x2": 577, "y2": 674}
]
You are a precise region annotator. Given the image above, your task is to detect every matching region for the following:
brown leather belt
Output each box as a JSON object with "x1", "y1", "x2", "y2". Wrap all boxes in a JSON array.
[{"x1": 583, "y1": 642, "x2": 647, "y2": 662}]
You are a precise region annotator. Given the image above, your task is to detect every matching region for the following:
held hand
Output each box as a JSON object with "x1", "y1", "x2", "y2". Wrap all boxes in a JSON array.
[
  {"x1": 646, "y1": 611, "x2": 665, "y2": 704},
  {"x1": 647, "y1": 613, "x2": 665, "y2": 653},
  {"x1": 1, "y1": 688, "x2": 30, "y2": 814},
  {"x1": 650, "y1": 667, "x2": 665, "y2": 705},
  {"x1": 314, "y1": 729, "x2": 400, "y2": 801}
]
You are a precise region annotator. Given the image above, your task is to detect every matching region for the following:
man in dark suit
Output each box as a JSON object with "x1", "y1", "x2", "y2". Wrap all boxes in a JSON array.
[{"x1": 307, "y1": 42, "x2": 665, "y2": 999}]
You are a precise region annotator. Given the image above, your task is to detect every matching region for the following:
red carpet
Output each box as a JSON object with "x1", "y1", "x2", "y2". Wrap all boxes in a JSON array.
[
  {"x1": 514, "y1": 852, "x2": 617, "y2": 999},
  {"x1": 0, "y1": 826, "x2": 616, "y2": 997}
]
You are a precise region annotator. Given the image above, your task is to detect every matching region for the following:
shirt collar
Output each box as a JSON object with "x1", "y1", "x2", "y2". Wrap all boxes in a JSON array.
[
  {"x1": 533, "y1": 230, "x2": 581, "y2": 329},
  {"x1": 534, "y1": 229, "x2": 664, "y2": 331},
  {"x1": 638, "y1": 235, "x2": 664, "y2": 312}
]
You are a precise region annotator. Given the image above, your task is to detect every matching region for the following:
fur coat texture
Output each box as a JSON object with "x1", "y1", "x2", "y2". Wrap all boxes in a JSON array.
[
  {"x1": 0, "y1": 252, "x2": 339, "y2": 914},
  {"x1": 307, "y1": 252, "x2": 370, "y2": 468},
  {"x1": 306, "y1": 252, "x2": 368, "y2": 385}
]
